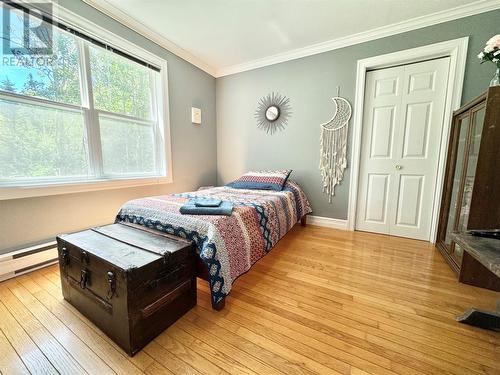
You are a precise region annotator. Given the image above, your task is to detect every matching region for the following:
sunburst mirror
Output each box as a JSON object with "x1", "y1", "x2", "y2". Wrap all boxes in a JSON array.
[{"x1": 254, "y1": 92, "x2": 291, "y2": 135}]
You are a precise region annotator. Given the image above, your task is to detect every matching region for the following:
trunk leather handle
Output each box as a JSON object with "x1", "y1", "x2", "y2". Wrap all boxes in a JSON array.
[{"x1": 141, "y1": 279, "x2": 191, "y2": 318}]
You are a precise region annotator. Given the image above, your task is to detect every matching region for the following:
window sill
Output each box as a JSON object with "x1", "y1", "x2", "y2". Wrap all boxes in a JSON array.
[{"x1": 0, "y1": 176, "x2": 173, "y2": 200}]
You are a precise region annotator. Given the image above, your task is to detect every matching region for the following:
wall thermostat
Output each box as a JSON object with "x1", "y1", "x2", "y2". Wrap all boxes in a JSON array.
[{"x1": 191, "y1": 107, "x2": 202, "y2": 124}]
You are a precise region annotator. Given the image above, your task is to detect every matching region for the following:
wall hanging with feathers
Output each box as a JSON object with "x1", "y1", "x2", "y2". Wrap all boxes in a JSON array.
[
  {"x1": 254, "y1": 92, "x2": 291, "y2": 135},
  {"x1": 319, "y1": 88, "x2": 352, "y2": 202}
]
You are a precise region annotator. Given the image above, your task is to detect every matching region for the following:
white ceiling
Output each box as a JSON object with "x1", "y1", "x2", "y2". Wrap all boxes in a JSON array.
[{"x1": 88, "y1": 0, "x2": 499, "y2": 76}]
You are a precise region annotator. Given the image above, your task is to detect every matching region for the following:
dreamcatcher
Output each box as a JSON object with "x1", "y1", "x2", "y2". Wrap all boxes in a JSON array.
[{"x1": 319, "y1": 88, "x2": 352, "y2": 202}]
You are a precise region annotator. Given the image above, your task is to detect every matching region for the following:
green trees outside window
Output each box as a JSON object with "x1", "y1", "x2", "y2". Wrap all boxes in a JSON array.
[{"x1": 0, "y1": 4, "x2": 165, "y2": 185}]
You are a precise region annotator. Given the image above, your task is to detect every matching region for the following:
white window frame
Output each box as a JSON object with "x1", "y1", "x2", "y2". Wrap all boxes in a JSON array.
[{"x1": 0, "y1": 1, "x2": 172, "y2": 200}]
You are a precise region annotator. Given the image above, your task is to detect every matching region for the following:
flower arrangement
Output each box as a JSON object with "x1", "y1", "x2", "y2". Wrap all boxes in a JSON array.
[
  {"x1": 478, "y1": 35, "x2": 500, "y2": 86},
  {"x1": 478, "y1": 35, "x2": 500, "y2": 68}
]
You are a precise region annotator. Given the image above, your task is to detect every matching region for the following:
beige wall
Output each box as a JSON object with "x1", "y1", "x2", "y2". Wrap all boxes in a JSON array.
[{"x1": 0, "y1": 178, "x2": 212, "y2": 252}]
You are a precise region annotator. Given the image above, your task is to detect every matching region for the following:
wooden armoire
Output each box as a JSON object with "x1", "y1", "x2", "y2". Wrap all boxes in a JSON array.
[{"x1": 436, "y1": 86, "x2": 500, "y2": 289}]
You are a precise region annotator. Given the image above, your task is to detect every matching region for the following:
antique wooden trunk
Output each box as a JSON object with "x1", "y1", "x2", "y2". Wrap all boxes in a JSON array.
[{"x1": 56, "y1": 223, "x2": 196, "y2": 356}]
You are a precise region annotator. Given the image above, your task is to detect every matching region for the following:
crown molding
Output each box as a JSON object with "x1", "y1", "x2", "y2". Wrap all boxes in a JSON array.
[
  {"x1": 80, "y1": 0, "x2": 499, "y2": 78},
  {"x1": 82, "y1": 0, "x2": 217, "y2": 77},
  {"x1": 215, "y1": 0, "x2": 500, "y2": 77}
]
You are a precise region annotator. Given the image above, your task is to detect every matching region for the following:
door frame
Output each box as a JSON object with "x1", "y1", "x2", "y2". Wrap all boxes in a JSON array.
[{"x1": 346, "y1": 37, "x2": 469, "y2": 242}]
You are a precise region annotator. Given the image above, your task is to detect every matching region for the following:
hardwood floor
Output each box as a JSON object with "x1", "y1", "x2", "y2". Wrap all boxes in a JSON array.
[{"x1": 0, "y1": 225, "x2": 499, "y2": 374}]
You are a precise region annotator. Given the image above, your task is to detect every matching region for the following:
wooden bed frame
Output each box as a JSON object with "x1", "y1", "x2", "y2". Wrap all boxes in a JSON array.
[{"x1": 198, "y1": 214, "x2": 308, "y2": 310}]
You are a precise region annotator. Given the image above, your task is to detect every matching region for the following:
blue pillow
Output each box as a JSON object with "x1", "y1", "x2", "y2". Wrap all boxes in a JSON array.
[{"x1": 226, "y1": 170, "x2": 292, "y2": 191}]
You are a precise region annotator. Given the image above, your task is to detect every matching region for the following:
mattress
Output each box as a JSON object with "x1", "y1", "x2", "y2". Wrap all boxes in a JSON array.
[{"x1": 115, "y1": 180, "x2": 312, "y2": 305}]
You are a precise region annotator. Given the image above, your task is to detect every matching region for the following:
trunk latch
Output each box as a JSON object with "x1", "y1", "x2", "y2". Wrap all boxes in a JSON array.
[
  {"x1": 79, "y1": 269, "x2": 89, "y2": 289},
  {"x1": 61, "y1": 247, "x2": 70, "y2": 266},
  {"x1": 162, "y1": 251, "x2": 170, "y2": 265},
  {"x1": 107, "y1": 271, "x2": 116, "y2": 299},
  {"x1": 81, "y1": 250, "x2": 89, "y2": 265}
]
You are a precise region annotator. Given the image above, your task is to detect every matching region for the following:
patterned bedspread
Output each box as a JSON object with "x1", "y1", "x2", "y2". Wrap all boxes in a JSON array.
[{"x1": 115, "y1": 180, "x2": 312, "y2": 305}]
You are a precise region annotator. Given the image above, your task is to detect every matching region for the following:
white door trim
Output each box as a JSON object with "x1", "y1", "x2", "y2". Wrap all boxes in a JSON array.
[{"x1": 346, "y1": 37, "x2": 469, "y2": 242}]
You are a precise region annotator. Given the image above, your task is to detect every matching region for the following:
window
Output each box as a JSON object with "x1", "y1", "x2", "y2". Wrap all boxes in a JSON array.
[{"x1": 0, "y1": 3, "x2": 169, "y2": 195}]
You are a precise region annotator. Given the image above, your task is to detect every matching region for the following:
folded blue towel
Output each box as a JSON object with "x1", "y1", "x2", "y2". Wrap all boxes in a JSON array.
[
  {"x1": 193, "y1": 198, "x2": 222, "y2": 207},
  {"x1": 180, "y1": 200, "x2": 233, "y2": 216}
]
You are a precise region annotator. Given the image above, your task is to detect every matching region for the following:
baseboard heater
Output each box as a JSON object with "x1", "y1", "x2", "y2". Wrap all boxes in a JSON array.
[{"x1": 0, "y1": 241, "x2": 58, "y2": 282}]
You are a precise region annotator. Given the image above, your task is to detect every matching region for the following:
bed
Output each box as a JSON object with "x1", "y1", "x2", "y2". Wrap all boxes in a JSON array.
[{"x1": 115, "y1": 179, "x2": 312, "y2": 310}]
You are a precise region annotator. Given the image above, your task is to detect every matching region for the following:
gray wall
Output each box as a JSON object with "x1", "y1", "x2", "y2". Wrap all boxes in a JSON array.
[
  {"x1": 216, "y1": 10, "x2": 500, "y2": 220},
  {"x1": 2, "y1": 6, "x2": 499, "y2": 251},
  {"x1": 0, "y1": 0, "x2": 217, "y2": 252}
]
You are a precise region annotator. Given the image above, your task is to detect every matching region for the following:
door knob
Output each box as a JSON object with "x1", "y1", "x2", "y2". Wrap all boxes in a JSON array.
[{"x1": 395, "y1": 165, "x2": 402, "y2": 170}]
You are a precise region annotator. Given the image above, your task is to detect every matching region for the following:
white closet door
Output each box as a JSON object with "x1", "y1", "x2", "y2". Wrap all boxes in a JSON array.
[
  {"x1": 356, "y1": 57, "x2": 450, "y2": 240},
  {"x1": 356, "y1": 66, "x2": 404, "y2": 236}
]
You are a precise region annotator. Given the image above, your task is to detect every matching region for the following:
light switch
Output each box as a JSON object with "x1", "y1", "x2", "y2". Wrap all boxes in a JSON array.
[{"x1": 191, "y1": 107, "x2": 201, "y2": 124}]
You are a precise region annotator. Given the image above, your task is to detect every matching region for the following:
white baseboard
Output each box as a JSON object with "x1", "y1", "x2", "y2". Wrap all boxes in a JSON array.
[
  {"x1": 0, "y1": 243, "x2": 58, "y2": 282},
  {"x1": 0, "y1": 260, "x2": 59, "y2": 282},
  {"x1": 307, "y1": 215, "x2": 349, "y2": 230}
]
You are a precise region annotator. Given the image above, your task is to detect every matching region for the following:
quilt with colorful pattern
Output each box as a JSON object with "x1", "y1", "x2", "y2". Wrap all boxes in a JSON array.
[{"x1": 115, "y1": 180, "x2": 312, "y2": 305}]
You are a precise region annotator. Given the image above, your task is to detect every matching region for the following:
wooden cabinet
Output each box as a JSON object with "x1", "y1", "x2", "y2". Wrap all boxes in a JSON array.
[{"x1": 436, "y1": 86, "x2": 500, "y2": 277}]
